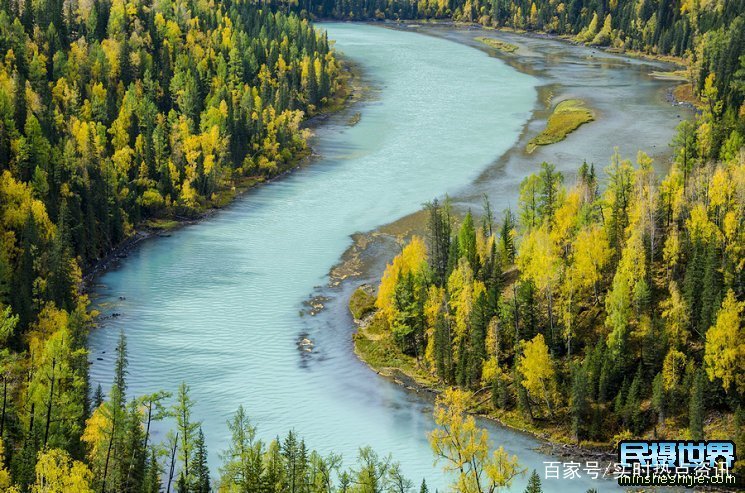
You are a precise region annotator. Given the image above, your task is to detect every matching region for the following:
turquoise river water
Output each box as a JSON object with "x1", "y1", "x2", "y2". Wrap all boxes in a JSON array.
[{"x1": 87, "y1": 22, "x2": 682, "y2": 491}]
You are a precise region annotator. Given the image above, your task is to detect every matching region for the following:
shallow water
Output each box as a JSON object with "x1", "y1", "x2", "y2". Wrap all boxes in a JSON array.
[
  {"x1": 88, "y1": 23, "x2": 683, "y2": 491},
  {"x1": 415, "y1": 25, "x2": 691, "y2": 210}
]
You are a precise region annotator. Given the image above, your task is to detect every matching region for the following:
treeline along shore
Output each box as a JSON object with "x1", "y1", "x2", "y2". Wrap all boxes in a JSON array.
[
  {"x1": 343, "y1": 0, "x2": 745, "y2": 483},
  {"x1": 0, "y1": 0, "x2": 358, "y2": 489},
  {"x1": 0, "y1": 0, "x2": 744, "y2": 490}
]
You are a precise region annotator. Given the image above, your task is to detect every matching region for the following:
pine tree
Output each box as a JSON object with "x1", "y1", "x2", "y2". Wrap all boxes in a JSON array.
[
  {"x1": 538, "y1": 162, "x2": 562, "y2": 227},
  {"x1": 219, "y1": 406, "x2": 264, "y2": 490},
  {"x1": 307, "y1": 57, "x2": 319, "y2": 106},
  {"x1": 683, "y1": 241, "x2": 705, "y2": 335},
  {"x1": 92, "y1": 384, "x2": 104, "y2": 410},
  {"x1": 426, "y1": 199, "x2": 451, "y2": 287},
  {"x1": 571, "y1": 364, "x2": 588, "y2": 442},
  {"x1": 177, "y1": 473, "x2": 188, "y2": 493},
  {"x1": 47, "y1": 212, "x2": 76, "y2": 312},
  {"x1": 624, "y1": 369, "x2": 643, "y2": 434},
  {"x1": 500, "y1": 208, "x2": 516, "y2": 264},
  {"x1": 458, "y1": 210, "x2": 477, "y2": 270},
  {"x1": 283, "y1": 430, "x2": 300, "y2": 493},
  {"x1": 173, "y1": 382, "x2": 199, "y2": 487},
  {"x1": 431, "y1": 292, "x2": 451, "y2": 382},
  {"x1": 193, "y1": 428, "x2": 211, "y2": 493},
  {"x1": 598, "y1": 355, "x2": 613, "y2": 403},
  {"x1": 122, "y1": 401, "x2": 147, "y2": 492},
  {"x1": 689, "y1": 368, "x2": 705, "y2": 441},
  {"x1": 12, "y1": 213, "x2": 38, "y2": 331},
  {"x1": 420, "y1": 478, "x2": 429, "y2": 493},
  {"x1": 519, "y1": 174, "x2": 541, "y2": 230},
  {"x1": 524, "y1": 469, "x2": 542, "y2": 493},
  {"x1": 100, "y1": 330, "x2": 129, "y2": 492},
  {"x1": 391, "y1": 272, "x2": 424, "y2": 357},
  {"x1": 113, "y1": 331, "x2": 128, "y2": 410},
  {"x1": 264, "y1": 439, "x2": 286, "y2": 491},
  {"x1": 466, "y1": 292, "x2": 489, "y2": 388},
  {"x1": 143, "y1": 449, "x2": 162, "y2": 493},
  {"x1": 698, "y1": 241, "x2": 722, "y2": 335},
  {"x1": 652, "y1": 372, "x2": 665, "y2": 427}
]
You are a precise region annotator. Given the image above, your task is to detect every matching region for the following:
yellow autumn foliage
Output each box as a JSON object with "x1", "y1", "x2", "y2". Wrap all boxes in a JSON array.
[
  {"x1": 376, "y1": 236, "x2": 427, "y2": 325},
  {"x1": 704, "y1": 290, "x2": 745, "y2": 393},
  {"x1": 31, "y1": 448, "x2": 94, "y2": 493},
  {"x1": 429, "y1": 388, "x2": 522, "y2": 493},
  {"x1": 517, "y1": 334, "x2": 557, "y2": 414}
]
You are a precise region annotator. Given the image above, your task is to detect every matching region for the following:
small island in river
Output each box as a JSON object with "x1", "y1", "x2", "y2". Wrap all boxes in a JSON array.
[
  {"x1": 1, "y1": 0, "x2": 744, "y2": 491},
  {"x1": 475, "y1": 36, "x2": 520, "y2": 53},
  {"x1": 527, "y1": 99, "x2": 595, "y2": 153}
]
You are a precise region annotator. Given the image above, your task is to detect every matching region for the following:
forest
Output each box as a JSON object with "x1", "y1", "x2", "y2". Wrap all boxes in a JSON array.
[
  {"x1": 368, "y1": 32, "x2": 745, "y2": 478},
  {"x1": 0, "y1": 0, "x2": 743, "y2": 488},
  {"x1": 70, "y1": 332, "x2": 527, "y2": 493},
  {"x1": 296, "y1": 0, "x2": 745, "y2": 110},
  {"x1": 0, "y1": 0, "x2": 343, "y2": 488}
]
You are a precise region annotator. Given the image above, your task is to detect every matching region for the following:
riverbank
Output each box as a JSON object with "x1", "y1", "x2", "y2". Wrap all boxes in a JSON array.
[
  {"x1": 386, "y1": 18, "x2": 700, "y2": 111},
  {"x1": 83, "y1": 56, "x2": 365, "y2": 286},
  {"x1": 333, "y1": 212, "x2": 617, "y2": 463},
  {"x1": 389, "y1": 18, "x2": 689, "y2": 69},
  {"x1": 328, "y1": 21, "x2": 698, "y2": 467},
  {"x1": 348, "y1": 286, "x2": 617, "y2": 464},
  {"x1": 88, "y1": 23, "x2": 558, "y2": 488}
]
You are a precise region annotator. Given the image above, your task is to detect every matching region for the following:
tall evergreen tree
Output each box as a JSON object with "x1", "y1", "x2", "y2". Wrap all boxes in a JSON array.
[
  {"x1": 173, "y1": 382, "x2": 199, "y2": 488},
  {"x1": 420, "y1": 478, "x2": 429, "y2": 493},
  {"x1": 689, "y1": 368, "x2": 705, "y2": 441},
  {"x1": 426, "y1": 199, "x2": 451, "y2": 287},
  {"x1": 458, "y1": 211, "x2": 477, "y2": 271},
  {"x1": 524, "y1": 469, "x2": 543, "y2": 493},
  {"x1": 571, "y1": 363, "x2": 589, "y2": 442},
  {"x1": 193, "y1": 428, "x2": 211, "y2": 493}
]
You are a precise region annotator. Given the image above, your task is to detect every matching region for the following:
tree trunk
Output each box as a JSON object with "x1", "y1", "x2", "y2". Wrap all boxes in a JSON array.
[
  {"x1": 512, "y1": 283, "x2": 519, "y2": 345},
  {"x1": 546, "y1": 290, "x2": 554, "y2": 345},
  {"x1": 1, "y1": 375, "x2": 7, "y2": 437},
  {"x1": 43, "y1": 358, "x2": 56, "y2": 447},
  {"x1": 167, "y1": 433, "x2": 178, "y2": 493},
  {"x1": 540, "y1": 379, "x2": 554, "y2": 417},
  {"x1": 102, "y1": 411, "x2": 117, "y2": 493},
  {"x1": 181, "y1": 408, "x2": 189, "y2": 479}
]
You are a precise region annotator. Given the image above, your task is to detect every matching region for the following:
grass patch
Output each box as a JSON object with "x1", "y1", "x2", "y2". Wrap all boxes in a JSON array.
[
  {"x1": 673, "y1": 83, "x2": 702, "y2": 109},
  {"x1": 527, "y1": 99, "x2": 594, "y2": 153},
  {"x1": 349, "y1": 285, "x2": 376, "y2": 320},
  {"x1": 353, "y1": 312, "x2": 440, "y2": 389},
  {"x1": 488, "y1": 408, "x2": 576, "y2": 445},
  {"x1": 650, "y1": 70, "x2": 688, "y2": 81},
  {"x1": 142, "y1": 218, "x2": 181, "y2": 231},
  {"x1": 475, "y1": 36, "x2": 518, "y2": 53}
]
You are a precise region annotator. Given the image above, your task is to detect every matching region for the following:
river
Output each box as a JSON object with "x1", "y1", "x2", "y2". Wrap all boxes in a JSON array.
[{"x1": 88, "y1": 22, "x2": 687, "y2": 491}]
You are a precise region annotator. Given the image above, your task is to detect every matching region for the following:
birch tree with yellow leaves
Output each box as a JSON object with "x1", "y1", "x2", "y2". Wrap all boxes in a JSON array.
[
  {"x1": 429, "y1": 388, "x2": 523, "y2": 493},
  {"x1": 704, "y1": 291, "x2": 745, "y2": 394}
]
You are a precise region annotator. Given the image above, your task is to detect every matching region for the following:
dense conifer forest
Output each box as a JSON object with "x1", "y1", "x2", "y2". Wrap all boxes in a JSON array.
[
  {"x1": 361, "y1": 0, "x2": 745, "y2": 477},
  {"x1": 0, "y1": 0, "x2": 343, "y2": 488},
  {"x1": 0, "y1": 0, "x2": 743, "y2": 489},
  {"x1": 297, "y1": 0, "x2": 745, "y2": 111},
  {"x1": 372, "y1": 142, "x2": 745, "y2": 452}
]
